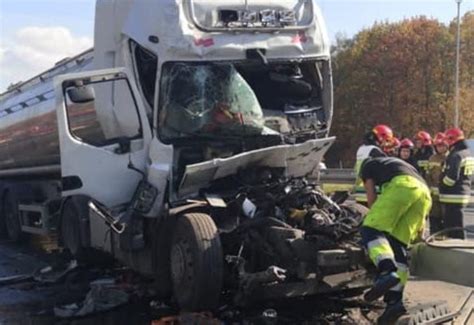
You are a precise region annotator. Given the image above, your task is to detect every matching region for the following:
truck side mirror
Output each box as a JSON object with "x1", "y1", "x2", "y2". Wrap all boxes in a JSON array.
[
  {"x1": 67, "y1": 86, "x2": 95, "y2": 104},
  {"x1": 114, "y1": 137, "x2": 131, "y2": 154}
]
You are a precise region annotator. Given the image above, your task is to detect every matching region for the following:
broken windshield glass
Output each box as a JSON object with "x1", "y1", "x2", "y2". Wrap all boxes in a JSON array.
[{"x1": 159, "y1": 63, "x2": 271, "y2": 142}]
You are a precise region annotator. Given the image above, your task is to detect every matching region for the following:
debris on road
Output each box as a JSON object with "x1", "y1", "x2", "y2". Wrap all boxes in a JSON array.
[
  {"x1": 0, "y1": 274, "x2": 33, "y2": 286},
  {"x1": 54, "y1": 283, "x2": 129, "y2": 318}
]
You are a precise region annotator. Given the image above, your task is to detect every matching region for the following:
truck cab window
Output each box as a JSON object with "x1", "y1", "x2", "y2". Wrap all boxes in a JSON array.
[
  {"x1": 64, "y1": 78, "x2": 142, "y2": 147},
  {"x1": 131, "y1": 41, "x2": 157, "y2": 110}
]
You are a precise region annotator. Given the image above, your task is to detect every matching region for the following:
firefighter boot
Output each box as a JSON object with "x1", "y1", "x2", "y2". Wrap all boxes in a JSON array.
[
  {"x1": 377, "y1": 300, "x2": 407, "y2": 324},
  {"x1": 364, "y1": 272, "x2": 400, "y2": 302}
]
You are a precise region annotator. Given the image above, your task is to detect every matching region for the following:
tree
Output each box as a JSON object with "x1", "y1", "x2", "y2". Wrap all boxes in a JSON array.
[{"x1": 327, "y1": 13, "x2": 474, "y2": 166}]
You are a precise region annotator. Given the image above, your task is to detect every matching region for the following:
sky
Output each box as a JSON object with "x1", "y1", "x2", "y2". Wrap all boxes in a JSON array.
[{"x1": 0, "y1": 0, "x2": 473, "y2": 92}]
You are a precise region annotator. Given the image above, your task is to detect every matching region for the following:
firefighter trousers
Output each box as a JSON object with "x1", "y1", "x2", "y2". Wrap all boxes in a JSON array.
[
  {"x1": 442, "y1": 203, "x2": 466, "y2": 239},
  {"x1": 360, "y1": 227, "x2": 408, "y2": 303}
]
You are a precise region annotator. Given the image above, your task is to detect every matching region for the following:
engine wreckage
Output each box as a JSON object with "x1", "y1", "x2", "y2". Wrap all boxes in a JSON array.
[
  {"x1": 217, "y1": 173, "x2": 370, "y2": 306},
  {"x1": 166, "y1": 138, "x2": 373, "y2": 310}
]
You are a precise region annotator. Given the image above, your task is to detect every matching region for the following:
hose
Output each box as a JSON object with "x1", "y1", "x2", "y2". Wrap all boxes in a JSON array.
[{"x1": 423, "y1": 227, "x2": 474, "y2": 249}]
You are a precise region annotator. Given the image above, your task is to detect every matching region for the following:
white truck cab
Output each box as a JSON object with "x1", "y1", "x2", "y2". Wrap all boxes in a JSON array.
[{"x1": 2, "y1": 0, "x2": 359, "y2": 311}]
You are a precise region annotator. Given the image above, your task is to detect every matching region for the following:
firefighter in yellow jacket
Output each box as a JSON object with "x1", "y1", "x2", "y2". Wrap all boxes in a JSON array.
[{"x1": 426, "y1": 132, "x2": 448, "y2": 234}]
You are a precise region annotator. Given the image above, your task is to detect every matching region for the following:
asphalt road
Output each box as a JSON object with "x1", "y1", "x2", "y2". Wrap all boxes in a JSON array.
[
  {"x1": 465, "y1": 208, "x2": 474, "y2": 239},
  {"x1": 0, "y1": 210, "x2": 471, "y2": 323}
]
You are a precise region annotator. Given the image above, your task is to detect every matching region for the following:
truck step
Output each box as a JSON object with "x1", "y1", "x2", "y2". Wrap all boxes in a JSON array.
[{"x1": 18, "y1": 204, "x2": 53, "y2": 236}]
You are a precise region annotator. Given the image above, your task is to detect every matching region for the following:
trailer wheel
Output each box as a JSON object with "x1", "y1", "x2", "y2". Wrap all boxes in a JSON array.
[
  {"x1": 170, "y1": 213, "x2": 223, "y2": 311},
  {"x1": 3, "y1": 193, "x2": 25, "y2": 242}
]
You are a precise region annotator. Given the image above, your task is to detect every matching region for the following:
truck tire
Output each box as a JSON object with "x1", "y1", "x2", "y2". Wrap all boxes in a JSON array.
[
  {"x1": 3, "y1": 192, "x2": 25, "y2": 242},
  {"x1": 60, "y1": 198, "x2": 90, "y2": 259},
  {"x1": 170, "y1": 213, "x2": 223, "y2": 311}
]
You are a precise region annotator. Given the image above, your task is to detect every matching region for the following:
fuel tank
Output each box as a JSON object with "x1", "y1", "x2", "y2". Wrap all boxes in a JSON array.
[{"x1": 0, "y1": 50, "x2": 94, "y2": 171}]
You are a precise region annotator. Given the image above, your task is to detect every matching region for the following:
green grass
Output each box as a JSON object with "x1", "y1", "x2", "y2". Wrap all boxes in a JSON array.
[{"x1": 321, "y1": 183, "x2": 354, "y2": 194}]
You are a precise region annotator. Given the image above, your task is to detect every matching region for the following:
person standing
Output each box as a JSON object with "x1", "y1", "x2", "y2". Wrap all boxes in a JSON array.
[
  {"x1": 359, "y1": 157, "x2": 431, "y2": 323},
  {"x1": 426, "y1": 132, "x2": 449, "y2": 235},
  {"x1": 353, "y1": 125, "x2": 392, "y2": 204},
  {"x1": 439, "y1": 128, "x2": 474, "y2": 239},
  {"x1": 398, "y1": 138, "x2": 417, "y2": 168},
  {"x1": 413, "y1": 131, "x2": 435, "y2": 178}
]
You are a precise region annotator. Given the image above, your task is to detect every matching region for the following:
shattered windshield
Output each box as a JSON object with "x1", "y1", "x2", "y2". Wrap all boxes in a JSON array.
[{"x1": 159, "y1": 63, "x2": 270, "y2": 141}]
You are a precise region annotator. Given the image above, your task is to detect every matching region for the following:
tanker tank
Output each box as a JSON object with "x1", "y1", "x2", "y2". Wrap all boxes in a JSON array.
[{"x1": 0, "y1": 49, "x2": 95, "y2": 173}]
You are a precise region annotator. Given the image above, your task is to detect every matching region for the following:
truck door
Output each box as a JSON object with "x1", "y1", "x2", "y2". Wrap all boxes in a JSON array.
[{"x1": 54, "y1": 68, "x2": 152, "y2": 207}]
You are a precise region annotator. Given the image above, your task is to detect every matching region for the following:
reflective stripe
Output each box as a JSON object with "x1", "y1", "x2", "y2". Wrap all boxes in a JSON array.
[
  {"x1": 442, "y1": 176, "x2": 456, "y2": 186},
  {"x1": 396, "y1": 263, "x2": 409, "y2": 285},
  {"x1": 391, "y1": 282, "x2": 404, "y2": 292},
  {"x1": 430, "y1": 187, "x2": 440, "y2": 195},
  {"x1": 418, "y1": 160, "x2": 429, "y2": 169},
  {"x1": 460, "y1": 157, "x2": 474, "y2": 167},
  {"x1": 461, "y1": 157, "x2": 474, "y2": 176},
  {"x1": 367, "y1": 238, "x2": 395, "y2": 266},
  {"x1": 439, "y1": 194, "x2": 470, "y2": 204},
  {"x1": 429, "y1": 161, "x2": 442, "y2": 167},
  {"x1": 368, "y1": 238, "x2": 390, "y2": 250}
]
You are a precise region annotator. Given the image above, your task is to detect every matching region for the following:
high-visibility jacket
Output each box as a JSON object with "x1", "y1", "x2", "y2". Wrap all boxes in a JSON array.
[
  {"x1": 426, "y1": 152, "x2": 447, "y2": 197},
  {"x1": 439, "y1": 140, "x2": 474, "y2": 206},
  {"x1": 413, "y1": 146, "x2": 435, "y2": 179},
  {"x1": 353, "y1": 145, "x2": 385, "y2": 202}
]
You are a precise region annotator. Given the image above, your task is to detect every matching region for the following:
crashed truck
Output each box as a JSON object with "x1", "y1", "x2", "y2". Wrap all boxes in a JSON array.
[
  {"x1": 0, "y1": 0, "x2": 436, "y2": 314},
  {"x1": 0, "y1": 0, "x2": 370, "y2": 309}
]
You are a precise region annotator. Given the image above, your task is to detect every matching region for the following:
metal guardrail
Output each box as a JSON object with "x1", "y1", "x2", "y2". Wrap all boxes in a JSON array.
[
  {"x1": 319, "y1": 168, "x2": 356, "y2": 183},
  {"x1": 319, "y1": 168, "x2": 474, "y2": 206}
]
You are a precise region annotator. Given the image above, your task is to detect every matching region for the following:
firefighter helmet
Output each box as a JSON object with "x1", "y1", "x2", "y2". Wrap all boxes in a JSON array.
[
  {"x1": 372, "y1": 124, "x2": 394, "y2": 145},
  {"x1": 444, "y1": 128, "x2": 465, "y2": 146},
  {"x1": 400, "y1": 138, "x2": 414, "y2": 148},
  {"x1": 383, "y1": 137, "x2": 400, "y2": 154},
  {"x1": 415, "y1": 131, "x2": 432, "y2": 146}
]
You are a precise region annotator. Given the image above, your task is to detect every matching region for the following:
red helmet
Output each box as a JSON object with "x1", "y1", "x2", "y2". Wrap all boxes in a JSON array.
[
  {"x1": 433, "y1": 132, "x2": 448, "y2": 146},
  {"x1": 415, "y1": 131, "x2": 432, "y2": 146},
  {"x1": 383, "y1": 137, "x2": 400, "y2": 154},
  {"x1": 372, "y1": 124, "x2": 393, "y2": 144},
  {"x1": 391, "y1": 137, "x2": 401, "y2": 148},
  {"x1": 444, "y1": 128, "x2": 464, "y2": 146},
  {"x1": 400, "y1": 138, "x2": 414, "y2": 148}
]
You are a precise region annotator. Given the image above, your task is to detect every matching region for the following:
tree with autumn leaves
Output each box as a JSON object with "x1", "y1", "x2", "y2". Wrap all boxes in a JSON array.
[{"x1": 327, "y1": 12, "x2": 474, "y2": 167}]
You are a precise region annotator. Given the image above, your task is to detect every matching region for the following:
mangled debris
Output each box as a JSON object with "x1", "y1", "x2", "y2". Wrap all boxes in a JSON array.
[{"x1": 194, "y1": 169, "x2": 373, "y2": 306}]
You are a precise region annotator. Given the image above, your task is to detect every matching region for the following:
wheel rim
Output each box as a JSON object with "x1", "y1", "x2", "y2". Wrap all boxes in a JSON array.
[
  {"x1": 170, "y1": 238, "x2": 194, "y2": 302},
  {"x1": 170, "y1": 241, "x2": 187, "y2": 281}
]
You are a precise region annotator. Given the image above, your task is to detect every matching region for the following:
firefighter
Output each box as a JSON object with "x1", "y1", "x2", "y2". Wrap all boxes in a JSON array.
[
  {"x1": 353, "y1": 125, "x2": 392, "y2": 204},
  {"x1": 384, "y1": 137, "x2": 400, "y2": 157},
  {"x1": 439, "y1": 128, "x2": 474, "y2": 239},
  {"x1": 413, "y1": 131, "x2": 435, "y2": 178},
  {"x1": 359, "y1": 157, "x2": 431, "y2": 323},
  {"x1": 398, "y1": 138, "x2": 417, "y2": 168},
  {"x1": 426, "y1": 132, "x2": 449, "y2": 234}
]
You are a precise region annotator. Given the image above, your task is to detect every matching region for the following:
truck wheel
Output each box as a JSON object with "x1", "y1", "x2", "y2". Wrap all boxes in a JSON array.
[
  {"x1": 170, "y1": 213, "x2": 223, "y2": 311},
  {"x1": 3, "y1": 193, "x2": 25, "y2": 242},
  {"x1": 61, "y1": 199, "x2": 89, "y2": 258}
]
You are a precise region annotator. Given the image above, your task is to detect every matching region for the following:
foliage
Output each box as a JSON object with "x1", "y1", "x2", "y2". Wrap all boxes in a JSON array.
[{"x1": 327, "y1": 12, "x2": 474, "y2": 166}]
